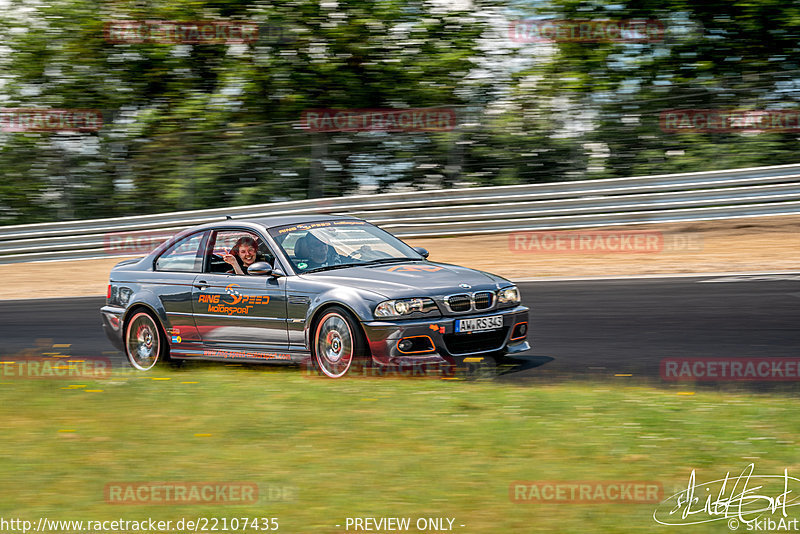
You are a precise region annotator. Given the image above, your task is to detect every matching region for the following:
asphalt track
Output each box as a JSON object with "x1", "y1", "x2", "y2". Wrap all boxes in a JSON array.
[{"x1": 1, "y1": 275, "x2": 798, "y2": 379}]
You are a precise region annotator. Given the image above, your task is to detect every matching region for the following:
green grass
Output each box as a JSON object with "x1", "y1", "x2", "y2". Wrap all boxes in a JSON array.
[{"x1": 1, "y1": 365, "x2": 798, "y2": 533}]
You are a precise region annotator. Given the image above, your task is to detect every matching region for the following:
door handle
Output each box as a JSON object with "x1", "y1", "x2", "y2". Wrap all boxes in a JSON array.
[{"x1": 195, "y1": 280, "x2": 208, "y2": 289}]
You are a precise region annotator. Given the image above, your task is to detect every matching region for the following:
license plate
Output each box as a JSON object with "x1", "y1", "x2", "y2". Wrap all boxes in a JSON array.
[{"x1": 455, "y1": 315, "x2": 503, "y2": 333}]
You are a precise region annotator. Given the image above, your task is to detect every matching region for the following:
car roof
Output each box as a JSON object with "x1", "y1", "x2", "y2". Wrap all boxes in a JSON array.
[
  {"x1": 189, "y1": 213, "x2": 363, "y2": 233},
  {"x1": 148, "y1": 214, "x2": 366, "y2": 259},
  {"x1": 247, "y1": 214, "x2": 360, "y2": 229}
]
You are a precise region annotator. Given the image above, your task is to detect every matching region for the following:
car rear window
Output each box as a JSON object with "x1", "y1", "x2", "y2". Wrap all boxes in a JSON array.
[{"x1": 154, "y1": 232, "x2": 205, "y2": 272}]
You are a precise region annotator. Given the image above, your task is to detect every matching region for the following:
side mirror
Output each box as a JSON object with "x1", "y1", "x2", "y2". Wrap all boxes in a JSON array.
[
  {"x1": 413, "y1": 247, "x2": 429, "y2": 259},
  {"x1": 248, "y1": 262, "x2": 276, "y2": 276}
]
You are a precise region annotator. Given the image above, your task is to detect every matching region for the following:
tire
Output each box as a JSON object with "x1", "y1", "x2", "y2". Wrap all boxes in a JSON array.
[
  {"x1": 312, "y1": 306, "x2": 368, "y2": 378},
  {"x1": 124, "y1": 310, "x2": 165, "y2": 371}
]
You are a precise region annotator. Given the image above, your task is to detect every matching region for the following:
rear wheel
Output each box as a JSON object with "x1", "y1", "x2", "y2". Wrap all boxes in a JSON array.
[
  {"x1": 312, "y1": 306, "x2": 368, "y2": 378},
  {"x1": 124, "y1": 311, "x2": 165, "y2": 371}
]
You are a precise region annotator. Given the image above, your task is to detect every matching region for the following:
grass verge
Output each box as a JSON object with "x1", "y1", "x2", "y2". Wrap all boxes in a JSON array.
[{"x1": 0, "y1": 366, "x2": 798, "y2": 533}]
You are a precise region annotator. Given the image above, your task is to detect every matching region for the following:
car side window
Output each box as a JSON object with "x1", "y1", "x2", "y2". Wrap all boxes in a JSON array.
[
  {"x1": 206, "y1": 230, "x2": 276, "y2": 275},
  {"x1": 154, "y1": 233, "x2": 205, "y2": 272}
]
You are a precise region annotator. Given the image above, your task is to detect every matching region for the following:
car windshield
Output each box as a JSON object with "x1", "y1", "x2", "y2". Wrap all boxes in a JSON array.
[{"x1": 269, "y1": 220, "x2": 422, "y2": 273}]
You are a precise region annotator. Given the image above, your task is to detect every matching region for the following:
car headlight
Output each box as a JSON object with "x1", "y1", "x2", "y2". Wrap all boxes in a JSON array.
[
  {"x1": 374, "y1": 298, "x2": 439, "y2": 319},
  {"x1": 497, "y1": 286, "x2": 521, "y2": 305}
]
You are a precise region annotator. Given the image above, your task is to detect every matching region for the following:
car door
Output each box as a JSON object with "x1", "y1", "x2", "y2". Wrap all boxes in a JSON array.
[
  {"x1": 151, "y1": 230, "x2": 209, "y2": 349},
  {"x1": 191, "y1": 229, "x2": 289, "y2": 353}
]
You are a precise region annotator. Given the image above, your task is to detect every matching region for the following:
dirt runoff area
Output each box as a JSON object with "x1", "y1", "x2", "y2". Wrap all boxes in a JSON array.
[{"x1": 1, "y1": 215, "x2": 798, "y2": 300}]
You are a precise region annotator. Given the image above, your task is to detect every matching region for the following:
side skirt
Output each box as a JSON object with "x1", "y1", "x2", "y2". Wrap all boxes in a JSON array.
[{"x1": 169, "y1": 345, "x2": 309, "y2": 365}]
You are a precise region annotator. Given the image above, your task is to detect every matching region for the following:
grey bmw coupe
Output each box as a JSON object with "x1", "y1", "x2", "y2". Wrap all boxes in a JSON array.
[{"x1": 101, "y1": 215, "x2": 530, "y2": 377}]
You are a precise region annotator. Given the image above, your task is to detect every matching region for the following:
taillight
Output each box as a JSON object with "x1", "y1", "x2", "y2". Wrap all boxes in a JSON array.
[{"x1": 107, "y1": 284, "x2": 112, "y2": 300}]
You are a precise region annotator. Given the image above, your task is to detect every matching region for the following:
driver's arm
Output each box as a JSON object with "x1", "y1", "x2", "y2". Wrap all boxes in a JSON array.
[{"x1": 223, "y1": 253, "x2": 245, "y2": 275}]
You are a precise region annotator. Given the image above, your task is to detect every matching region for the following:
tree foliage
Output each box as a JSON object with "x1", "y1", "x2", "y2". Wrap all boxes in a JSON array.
[{"x1": 0, "y1": 0, "x2": 798, "y2": 224}]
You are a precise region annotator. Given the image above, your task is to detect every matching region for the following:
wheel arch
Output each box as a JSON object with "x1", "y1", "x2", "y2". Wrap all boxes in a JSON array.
[
  {"x1": 306, "y1": 301, "x2": 368, "y2": 354},
  {"x1": 122, "y1": 301, "x2": 171, "y2": 360},
  {"x1": 121, "y1": 289, "x2": 169, "y2": 327}
]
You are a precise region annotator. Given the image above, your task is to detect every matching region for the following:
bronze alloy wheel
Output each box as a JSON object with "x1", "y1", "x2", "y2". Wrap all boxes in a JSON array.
[
  {"x1": 125, "y1": 311, "x2": 163, "y2": 371},
  {"x1": 313, "y1": 307, "x2": 365, "y2": 378}
]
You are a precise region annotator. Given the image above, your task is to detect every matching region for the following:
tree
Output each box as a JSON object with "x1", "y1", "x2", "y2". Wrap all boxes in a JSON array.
[
  {"x1": 0, "y1": 0, "x2": 489, "y2": 223},
  {"x1": 508, "y1": 0, "x2": 800, "y2": 177}
]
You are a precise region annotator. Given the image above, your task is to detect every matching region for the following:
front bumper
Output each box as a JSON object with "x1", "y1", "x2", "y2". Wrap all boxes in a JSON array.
[
  {"x1": 361, "y1": 305, "x2": 529, "y2": 367},
  {"x1": 101, "y1": 305, "x2": 125, "y2": 352}
]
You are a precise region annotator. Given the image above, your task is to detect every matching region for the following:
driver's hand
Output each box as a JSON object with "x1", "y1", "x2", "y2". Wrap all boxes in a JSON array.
[{"x1": 222, "y1": 253, "x2": 237, "y2": 266}]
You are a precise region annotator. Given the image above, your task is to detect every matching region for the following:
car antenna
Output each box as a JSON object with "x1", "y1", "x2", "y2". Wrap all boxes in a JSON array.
[{"x1": 226, "y1": 215, "x2": 232, "y2": 220}]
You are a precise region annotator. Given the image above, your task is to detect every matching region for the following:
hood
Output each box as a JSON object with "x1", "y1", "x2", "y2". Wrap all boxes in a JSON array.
[{"x1": 300, "y1": 261, "x2": 507, "y2": 299}]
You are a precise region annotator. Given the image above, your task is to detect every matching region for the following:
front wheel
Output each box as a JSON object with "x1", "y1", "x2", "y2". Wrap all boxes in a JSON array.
[
  {"x1": 124, "y1": 311, "x2": 165, "y2": 371},
  {"x1": 312, "y1": 307, "x2": 368, "y2": 378}
]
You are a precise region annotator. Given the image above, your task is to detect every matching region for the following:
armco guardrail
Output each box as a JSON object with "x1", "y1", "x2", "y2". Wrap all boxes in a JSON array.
[{"x1": 2, "y1": 163, "x2": 800, "y2": 263}]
